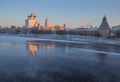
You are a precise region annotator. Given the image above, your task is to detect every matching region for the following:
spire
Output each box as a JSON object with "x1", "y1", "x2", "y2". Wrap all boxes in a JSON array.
[
  {"x1": 99, "y1": 15, "x2": 110, "y2": 29},
  {"x1": 103, "y1": 15, "x2": 107, "y2": 21},
  {"x1": 90, "y1": 24, "x2": 93, "y2": 28}
]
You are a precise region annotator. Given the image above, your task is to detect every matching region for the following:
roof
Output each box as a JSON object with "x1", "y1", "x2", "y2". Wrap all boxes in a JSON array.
[{"x1": 99, "y1": 16, "x2": 110, "y2": 29}]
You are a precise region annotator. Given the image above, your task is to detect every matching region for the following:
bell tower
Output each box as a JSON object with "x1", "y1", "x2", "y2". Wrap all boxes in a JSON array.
[{"x1": 45, "y1": 18, "x2": 50, "y2": 27}]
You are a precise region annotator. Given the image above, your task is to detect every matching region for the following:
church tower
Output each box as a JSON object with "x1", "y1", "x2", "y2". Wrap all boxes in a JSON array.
[
  {"x1": 25, "y1": 13, "x2": 38, "y2": 28},
  {"x1": 63, "y1": 24, "x2": 67, "y2": 30},
  {"x1": 45, "y1": 18, "x2": 50, "y2": 27},
  {"x1": 98, "y1": 16, "x2": 111, "y2": 38}
]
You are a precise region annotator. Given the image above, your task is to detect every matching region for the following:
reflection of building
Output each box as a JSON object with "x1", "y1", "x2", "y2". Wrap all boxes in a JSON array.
[
  {"x1": 98, "y1": 16, "x2": 111, "y2": 38},
  {"x1": 27, "y1": 42, "x2": 52, "y2": 56},
  {"x1": 28, "y1": 42, "x2": 39, "y2": 56},
  {"x1": 25, "y1": 13, "x2": 37, "y2": 28},
  {"x1": 45, "y1": 43, "x2": 51, "y2": 53}
]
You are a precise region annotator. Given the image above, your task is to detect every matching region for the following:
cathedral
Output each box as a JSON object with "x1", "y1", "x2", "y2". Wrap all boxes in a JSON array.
[
  {"x1": 25, "y1": 13, "x2": 37, "y2": 28},
  {"x1": 25, "y1": 13, "x2": 66, "y2": 31}
]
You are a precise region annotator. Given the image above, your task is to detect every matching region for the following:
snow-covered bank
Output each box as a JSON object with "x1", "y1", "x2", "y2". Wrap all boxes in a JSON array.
[
  {"x1": 0, "y1": 35, "x2": 89, "y2": 44},
  {"x1": 0, "y1": 35, "x2": 120, "y2": 45},
  {"x1": 78, "y1": 48, "x2": 120, "y2": 55}
]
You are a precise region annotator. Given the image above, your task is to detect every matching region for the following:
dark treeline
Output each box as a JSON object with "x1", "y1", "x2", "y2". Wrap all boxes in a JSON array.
[
  {"x1": 115, "y1": 30, "x2": 120, "y2": 38},
  {"x1": 31, "y1": 28, "x2": 101, "y2": 37},
  {"x1": 0, "y1": 27, "x2": 120, "y2": 38},
  {"x1": 0, "y1": 28, "x2": 21, "y2": 34}
]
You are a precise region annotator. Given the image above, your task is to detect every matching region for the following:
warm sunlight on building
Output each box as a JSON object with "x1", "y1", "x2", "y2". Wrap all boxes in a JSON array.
[
  {"x1": 25, "y1": 13, "x2": 67, "y2": 31},
  {"x1": 25, "y1": 13, "x2": 37, "y2": 28},
  {"x1": 45, "y1": 18, "x2": 50, "y2": 27},
  {"x1": 37, "y1": 23, "x2": 42, "y2": 30}
]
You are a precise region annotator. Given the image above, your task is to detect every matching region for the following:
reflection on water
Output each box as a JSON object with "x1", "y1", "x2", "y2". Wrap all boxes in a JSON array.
[
  {"x1": 28, "y1": 42, "x2": 39, "y2": 56},
  {"x1": 0, "y1": 40, "x2": 120, "y2": 82},
  {"x1": 27, "y1": 42, "x2": 52, "y2": 56},
  {"x1": 27, "y1": 41, "x2": 120, "y2": 56}
]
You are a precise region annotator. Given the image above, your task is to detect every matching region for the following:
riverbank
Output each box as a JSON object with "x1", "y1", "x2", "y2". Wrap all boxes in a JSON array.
[{"x1": 0, "y1": 34, "x2": 120, "y2": 45}]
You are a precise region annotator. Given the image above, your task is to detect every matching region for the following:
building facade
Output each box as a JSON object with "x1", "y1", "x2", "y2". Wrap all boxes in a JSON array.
[
  {"x1": 25, "y1": 13, "x2": 66, "y2": 31},
  {"x1": 45, "y1": 18, "x2": 50, "y2": 27},
  {"x1": 25, "y1": 13, "x2": 38, "y2": 28},
  {"x1": 112, "y1": 25, "x2": 120, "y2": 34}
]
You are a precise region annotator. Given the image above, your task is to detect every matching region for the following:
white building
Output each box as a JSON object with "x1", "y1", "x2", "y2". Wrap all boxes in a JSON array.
[
  {"x1": 112, "y1": 25, "x2": 120, "y2": 34},
  {"x1": 25, "y1": 13, "x2": 38, "y2": 28},
  {"x1": 45, "y1": 18, "x2": 50, "y2": 27},
  {"x1": 24, "y1": 13, "x2": 66, "y2": 31}
]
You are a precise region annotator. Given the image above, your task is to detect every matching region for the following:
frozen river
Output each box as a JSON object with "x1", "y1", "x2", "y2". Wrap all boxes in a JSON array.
[{"x1": 0, "y1": 36, "x2": 120, "y2": 82}]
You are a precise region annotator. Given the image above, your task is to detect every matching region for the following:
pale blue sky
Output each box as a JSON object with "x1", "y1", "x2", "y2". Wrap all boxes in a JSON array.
[{"x1": 0, "y1": 0, "x2": 120, "y2": 28}]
